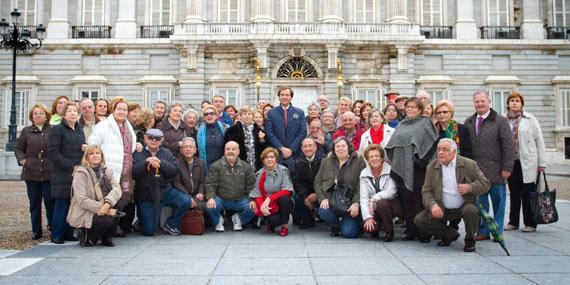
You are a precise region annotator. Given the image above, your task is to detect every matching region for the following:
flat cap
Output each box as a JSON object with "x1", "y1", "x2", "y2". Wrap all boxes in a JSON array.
[
  {"x1": 145, "y1": 128, "x2": 164, "y2": 138},
  {"x1": 384, "y1": 89, "x2": 400, "y2": 96}
]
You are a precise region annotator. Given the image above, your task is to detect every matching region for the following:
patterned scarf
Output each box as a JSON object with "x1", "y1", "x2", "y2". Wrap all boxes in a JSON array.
[
  {"x1": 444, "y1": 120, "x2": 461, "y2": 155},
  {"x1": 507, "y1": 111, "x2": 522, "y2": 160},
  {"x1": 118, "y1": 121, "x2": 133, "y2": 197},
  {"x1": 242, "y1": 123, "x2": 256, "y2": 169}
]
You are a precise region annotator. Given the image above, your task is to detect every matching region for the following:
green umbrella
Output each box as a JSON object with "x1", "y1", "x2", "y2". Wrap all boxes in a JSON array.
[{"x1": 477, "y1": 202, "x2": 510, "y2": 256}]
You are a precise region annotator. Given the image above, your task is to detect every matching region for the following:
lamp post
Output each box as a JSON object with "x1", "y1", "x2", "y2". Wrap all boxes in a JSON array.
[
  {"x1": 336, "y1": 58, "x2": 344, "y2": 98},
  {"x1": 255, "y1": 58, "x2": 261, "y2": 102},
  {"x1": 0, "y1": 9, "x2": 45, "y2": 151}
]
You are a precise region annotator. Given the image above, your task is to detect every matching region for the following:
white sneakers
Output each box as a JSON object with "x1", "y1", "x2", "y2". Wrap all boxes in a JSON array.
[
  {"x1": 215, "y1": 215, "x2": 225, "y2": 232},
  {"x1": 231, "y1": 213, "x2": 243, "y2": 231}
]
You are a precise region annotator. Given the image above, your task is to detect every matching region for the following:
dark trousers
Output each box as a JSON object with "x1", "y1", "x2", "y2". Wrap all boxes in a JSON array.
[
  {"x1": 399, "y1": 188, "x2": 430, "y2": 239},
  {"x1": 87, "y1": 215, "x2": 118, "y2": 243},
  {"x1": 414, "y1": 203, "x2": 480, "y2": 242},
  {"x1": 25, "y1": 180, "x2": 54, "y2": 235},
  {"x1": 118, "y1": 201, "x2": 136, "y2": 233},
  {"x1": 507, "y1": 160, "x2": 537, "y2": 228},
  {"x1": 51, "y1": 198, "x2": 74, "y2": 240},
  {"x1": 293, "y1": 194, "x2": 316, "y2": 227},
  {"x1": 266, "y1": 197, "x2": 294, "y2": 227},
  {"x1": 365, "y1": 199, "x2": 401, "y2": 235}
]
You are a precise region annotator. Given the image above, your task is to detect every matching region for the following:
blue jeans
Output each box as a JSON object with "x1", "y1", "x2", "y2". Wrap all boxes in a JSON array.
[
  {"x1": 205, "y1": 197, "x2": 255, "y2": 226},
  {"x1": 51, "y1": 198, "x2": 74, "y2": 240},
  {"x1": 293, "y1": 194, "x2": 315, "y2": 226},
  {"x1": 318, "y1": 207, "x2": 362, "y2": 238},
  {"x1": 478, "y1": 183, "x2": 506, "y2": 235},
  {"x1": 137, "y1": 187, "x2": 192, "y2": 236},
  {"x1": 25, "y1": 180, "x2": 54, "y2": 235}
]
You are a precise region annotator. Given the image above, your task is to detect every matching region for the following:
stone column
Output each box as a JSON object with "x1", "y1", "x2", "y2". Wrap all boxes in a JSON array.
[
  {"x1": 521, "y1": 0, "x2": 544, "y2": 39},
  {"x1": 36, "y1": 0, "x2": 45, "y2": 26},
  {"x1": 185, "y1": 0, "x2": 207, "y2": 23},
  {"x1": 455, "y1": 0, "x2": 477, "y2": 39},
  {"x1": 47, "y1": 0, "x2": 69, "y2": 38},
  {"x1": 388, "y1": 0, "x2": 409, "y2": 23},
  {"x1": 396, "y1": 45, "x2": 409, "y2": 71},
  {"x1": 251, "y1": 0, "x2": 274, "y2": 23},
  {"x1": 254, "y1": 42, "x2": 271, "y2": 68},
  {"x1": 115, "y1": 0, "x2": 137, "y2": 38},
  {"x1": 320, "y1": 0, "x2": 343, "y2": 23}
]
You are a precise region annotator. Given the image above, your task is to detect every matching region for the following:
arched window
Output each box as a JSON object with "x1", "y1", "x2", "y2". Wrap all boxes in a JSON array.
[{"x1": 277, "y1": 57, "x2": 319, "y2": 79}]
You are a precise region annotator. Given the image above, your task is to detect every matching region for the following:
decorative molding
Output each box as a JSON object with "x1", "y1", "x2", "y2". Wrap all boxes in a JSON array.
[
  {"x1": 70, "y1": 75, "x2": 108, "y2": 83},
  {"x1": 485, "y1": 75, "x2": 520, "y2": 84},
  {"x1": 416, "y1": 75, "x2": 454, "y2": 84},
  {"x1": 2, "y1": 76, "x2": 41, "y2": 84},
  {"x1": 137, "y1": 75, "x2": 178, "y2": 84},
  {"x1": 552, "y1": 76, "x2": 570, "y2": 84}
]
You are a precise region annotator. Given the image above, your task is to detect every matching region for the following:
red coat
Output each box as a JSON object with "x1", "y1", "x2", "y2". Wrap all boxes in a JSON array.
[{"x1": 332, "y1": 125, "x2": 364, "y2": 151}]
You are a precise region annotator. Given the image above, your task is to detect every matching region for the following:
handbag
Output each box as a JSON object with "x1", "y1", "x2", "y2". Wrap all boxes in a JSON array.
[
  {"x1": 328, "y1": 161, "x2": 354, "y2": 217},
  {"x1": 180, "y1": 209, "x2": 205, "y2": 235},
  {"x1": 529, "y1": 172, "x2": 558, "y2": 224}
]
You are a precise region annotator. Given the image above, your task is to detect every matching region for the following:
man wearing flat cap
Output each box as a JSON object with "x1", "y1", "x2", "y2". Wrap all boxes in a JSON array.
[
  {"x1": 385, "y1": 89, "x2": 400, "y2": 104},
  {"x1": 395, "y1": 95, "x2": 408, "y2": 121},
  {"x1": 133, "y1": 129, "x2": 191, "y2": 236}
]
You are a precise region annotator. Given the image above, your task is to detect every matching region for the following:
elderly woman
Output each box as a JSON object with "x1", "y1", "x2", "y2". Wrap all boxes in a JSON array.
[
  {"x1": 250, "y1": 148, "x2": 294, "y2": 236},
  {"x1": 504, "y1": 92, "x2": 546, "y2": 233},
  {"x1": 423, "y1": 102, "x2": 434, "y2": 119},
  {"x1": 157, "y1": 102, "x2": 188, "y2": 157},
  {"x1": 321, "y1": 110, "x2": 336, "y2": 149},
  {"x1": 197, "y1": 104, "x2": 227, "y2": 168},
  {"x1": 383, "y1": 103, "x2": 400, "y2": 128},
  {"x1": 134, "y1": 108, "x2": 155, "y2": 146},
  {"x1": 184, "y1": 109, "x2": 200, "y2": 141},
  {"x1": 224, "y1": 105, "x2": 239, "y2": 124},
  {"x1": 434, "y1": 100, "x2": 472, "y2": 158},
  {"x1": 174, "y1": 137, "x2": 207, "y2": 211},
  {"x1": 360, "y1": 144, "x2": 399, "y2": 242},
  {"x1": 385, "y1": 97, "x2": 438, "y2": 243},
  {"x1": 359, "y1": 109, "x2": 395, "y2": 154},
  {"x1": 360, "y1": 102, "x2": 373, "y2": 129},
  {"x1": 335, "y1": 96, "x2": 352, "y2": 128},
  {"x1": 95, "y1": 99, "x2": 110, "y2": 121},
  {"x1": 88, "y1": 98, "x2": 137, "y2": 236},
  {"x1": 315, "y1": 137, "x2": 367, "y2": 238},
  {"x1": 48, "y1": 102, "x2": 86, "y2": 244},
  {"x1": 49, "y1": 96, "x2": 69, "y2": 125},
  {"x1": 306, "y1": 102, "x2": 322, "y2": 124},
  {"x1": 16, "y1": 103, "x2": 54, "y2": 240},
  {"x1": 68, "y1": 145, "x2": 122, "y2": 247},
  {"x1": 225, "y1": 106, "x2": 268, "y2": 171}
]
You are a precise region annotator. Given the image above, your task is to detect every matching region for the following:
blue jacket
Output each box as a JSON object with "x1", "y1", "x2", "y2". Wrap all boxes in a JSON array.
[
  {"x1": 265, "y1": 105, "x2": 307, "y2": 157},
  {"x1": 197, "y1": 121, "x2": 226, "y2": 170},
  {"x1": 219, "y1": 112, "x2": 233, "y2": 126}
]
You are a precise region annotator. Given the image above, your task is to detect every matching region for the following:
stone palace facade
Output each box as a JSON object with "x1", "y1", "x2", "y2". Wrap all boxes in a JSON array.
[{"x1": 0, "y1": 0, "x2": 569, "y2": 177}]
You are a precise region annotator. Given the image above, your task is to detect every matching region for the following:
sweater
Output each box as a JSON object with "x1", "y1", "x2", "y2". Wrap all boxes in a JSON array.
[{"x1": 205, "y1": 157, "x2": 255, "y2": 201}]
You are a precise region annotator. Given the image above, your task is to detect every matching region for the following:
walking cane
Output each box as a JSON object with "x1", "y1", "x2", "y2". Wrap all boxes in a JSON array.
[{"x1": 147, "y1": 163, "x2": 161, "y2": 239}]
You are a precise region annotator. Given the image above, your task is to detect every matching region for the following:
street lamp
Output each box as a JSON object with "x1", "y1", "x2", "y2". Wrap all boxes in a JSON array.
[
  {"x1": 0, "y1": 9, "x2": 45, "y2": 151},
  {"x1": 336, "y1": 59, "x2": 344, "y2": 98},
  {"x1": 255, "y1": 58, "x2": 261, "y2": 102}
]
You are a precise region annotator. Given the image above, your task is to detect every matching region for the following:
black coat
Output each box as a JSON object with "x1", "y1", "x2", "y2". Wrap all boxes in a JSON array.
[
  {"x1": 224, "y1": 121, "x2": 268, "y2": 171},
  {"x1": 47, "y1": 120, "x2": 85, "y2": 199},
  {"x1": 437, "y1": 122, "x2": 473, "y2": 159},
  {"x1": 292, "y1": 155, "x2": 322, "y2": 199},
  {"x1": 133, "y1": 147, "x2": 179, "y2": 202},
  {"x1": 15, "y1": 124, "x2": 53, "y2": 182}
]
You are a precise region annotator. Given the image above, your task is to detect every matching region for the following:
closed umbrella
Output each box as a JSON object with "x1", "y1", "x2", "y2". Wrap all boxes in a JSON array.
[
  {"x1": 148, "y1": 163, "x2": 161, "y2": 239},
  {"x1": 477, "y1": 202, "x2": 510, "y2": 256}
]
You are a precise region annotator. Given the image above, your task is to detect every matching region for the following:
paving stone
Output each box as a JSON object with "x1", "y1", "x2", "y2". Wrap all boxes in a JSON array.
[
  {"x1": 522, "y1": 273, "x2": 570, "y2": 285},
  {"x1": 311, "y1": 256, "x2": 412, "y2": 275},
  {"x1": 13, "y1": 257, "x2": 128, "y2": 276},
  {"x1": 120, "y1": 257, "x2": 219, "y2": 276},
  {"x1": 214, "y1": 258, "x2": 312, "y2": 276},
  {"x1": 49, "y1": 244, "x2": 143, "y2": 258},
  {"x1": 489, "y1": 256, "x2": 570, "y2": 273},
  {"x1": 224, "y1": 244, "x2": 308, "y2": 258},
  {"x1": 316, "y1": 275, "x2": 425, "y2": 285},
  {"x1": 100, "y1": 275, "x2": 211, "y2": 285},
  {"x1": 307, "y1": 243, "x2": 391, "y2": 257},
  {"x1": 473, "y1": 239, "x2": 564, "y2": 256},
  {"x1": 399, "y1": 256, "x2": 511, "y2": 274},
  {"x1": 9, "y1": 245, "x2": 65, "y2": 258},
  {"x1": 383, "y1": 241, "x2": 467, "y2": 257},
  {"x1": 0, "y1": 258, "x2": 42, "y2": 276},
  {"x1": 138, "y1": 244, "x2": 227, "y2": 258},
  {"x1": 0, "y1": 250, "x2": 18, "y2": 259},
  {"x1": 419, "y1": 273, "x2": 534, "y2": 285},
  {"x1": 0, "y1": 275, "x2": 106, "y2": 285},
  {"x1": 210, "y1": 275, "x2": 316, "y2": 285}
]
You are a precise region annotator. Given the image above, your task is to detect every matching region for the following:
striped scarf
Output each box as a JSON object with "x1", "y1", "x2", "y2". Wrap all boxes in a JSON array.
[{"x1": 507, "y1": 111, "x2": 522, "y2": 160}]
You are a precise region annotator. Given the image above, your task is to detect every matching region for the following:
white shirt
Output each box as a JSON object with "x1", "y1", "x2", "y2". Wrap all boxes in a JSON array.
[
  {"x1": 441, "y1": 156, "x2": 464, "y2": 209},
  {"x1": 475, "y1": 110, "x2": 490, "y2": 135}
]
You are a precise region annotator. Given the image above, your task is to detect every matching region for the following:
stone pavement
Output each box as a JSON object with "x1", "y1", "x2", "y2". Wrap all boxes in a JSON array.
[{"x1": 1, "y1": 202, "x2": 570, "y2": 285}]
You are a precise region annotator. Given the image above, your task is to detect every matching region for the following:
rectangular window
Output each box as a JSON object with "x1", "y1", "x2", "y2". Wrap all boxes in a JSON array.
[
  {"x1": 354, "y1": 88, "x2": 385, "y2": 110},
  {"x1": 4, "y1": 89, "x2": 29, "y2": 127},
  {"x1": 218, "y1": 0, "x2": 240, "y2": 22},
  {"x1": 354, "y1": 0, "x2": 375, "y2": 23},
  {"x1": 420, "y1": 0, "x2": 443, "y2": 26},
  {"x1": 79, "y1": 90, "x2": 99, "y2": 100},
  {"x1": 15, "y1": 0, "x2": 37, "y2": 25},
  {"x1": 150, "y1": 0, "x2": 171, "y2": 25},
  {"x1": 492, "y1": 90, "x2": 510, "y2": 113},
  {"x1": 554, "y1": 0, "x2": 570, "y2": 27},
  {"x1": 286, "y1": 0, "x2": 308, "y2": 22},
  {"x1": 486, "y1": 0, "x2": 510, "y2": 26},
  {"x1": 147, "y1": 89, "x2": 170, "y2": 107},
  {"x1": 82, "y1": 0, "x2": 105, "y2": 25},
  {"x1": 426, "y1": 89, "x2": 449, "y2": 103},
  {"x1": 216, "y1": 88, "x2": 242, "y2": 107},
  {"x1": 562, "y1": 89, "x2": 570, "y2": 127}
]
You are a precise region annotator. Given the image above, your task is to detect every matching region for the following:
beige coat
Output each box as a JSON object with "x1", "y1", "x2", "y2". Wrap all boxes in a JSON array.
[
  {"x1": 67, "y1": 166, "x2": 122, "y2": 229},
  {"x1": 507, "y1": 111, "x2": 546, "y2": 183}
]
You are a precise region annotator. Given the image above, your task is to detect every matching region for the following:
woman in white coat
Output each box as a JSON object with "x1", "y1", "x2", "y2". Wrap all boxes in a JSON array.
[
  {"x1": 504, "y1": 92, "x2": 546, "y2": 233},
  {"x1": 358, "y1": 109, "x2": 394, "y2": 154},
  {"x1": 88, "y1": 98, "x2": 137, "y2": 235}
]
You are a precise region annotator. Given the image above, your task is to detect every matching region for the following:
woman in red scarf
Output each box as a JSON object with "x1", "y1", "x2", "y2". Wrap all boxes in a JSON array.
[
  {"x1": 358, "y1": 109, "x2": 395, "y2": 154},
  {"x1": 250, "y1": 148, "x2": 294, "y2": 236}
]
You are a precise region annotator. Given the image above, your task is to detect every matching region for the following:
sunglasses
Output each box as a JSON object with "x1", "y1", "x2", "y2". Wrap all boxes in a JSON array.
[
  {"x1": 203, "y1": 112, "x2": 216, "y2": 117},
  {"x1": 147, "y1": 136, "x2": 162, "y2": 141}
]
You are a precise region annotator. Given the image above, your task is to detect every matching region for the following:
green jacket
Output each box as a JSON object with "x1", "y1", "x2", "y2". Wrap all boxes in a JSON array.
[
  {"x1": 314, "y1": 152, "x2": 366, "y2": 205},
  {"x1": 205, "y1": 157, "x2": 255, "y2": 201}
]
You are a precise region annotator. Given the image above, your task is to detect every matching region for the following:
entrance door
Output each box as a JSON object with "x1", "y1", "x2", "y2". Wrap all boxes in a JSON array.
[{"x1": 289, "y1": 86, "x2": 318, "y2": 115}]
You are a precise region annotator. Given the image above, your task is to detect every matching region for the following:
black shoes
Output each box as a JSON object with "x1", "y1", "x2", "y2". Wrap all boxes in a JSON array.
[
  {"x1": 101, "y1": 237, "x2": 115, "y2": 247},
  {"x1": 330, "y1": 227, "x2": 340, "y2": 237},
  {"x1": 437, "y1": 231, "x2": 460, "y2": 247},
  {"x1": 298, "y1": 223, "x2": 316, "y2": 229},
  {"x1": 32, "y1": 233, "x2": 42, "y2": 240},
  {"x1": 402, "y1": 235, "x2": 417, "y2": 241},
  {"x1": 65, "y1": 236, "x2": 79, "y2": 242},
  {"x1": 464, "y1": 239, "x2": 476, "y2": 252},
  {"x1": 419, "y1": 237, "x2": 431, "y2": 243},
  {"x1": 51, "y1": 238, "x2": 64, "y2": 244},
  {"x1": 383, "y1": 231, "x2": 394, "y2": 242}
]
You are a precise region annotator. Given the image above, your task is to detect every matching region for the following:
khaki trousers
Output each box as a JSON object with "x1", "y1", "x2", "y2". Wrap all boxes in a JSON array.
[{"x1": 414, "y1": 203, "x2": 480, "y2": 241}]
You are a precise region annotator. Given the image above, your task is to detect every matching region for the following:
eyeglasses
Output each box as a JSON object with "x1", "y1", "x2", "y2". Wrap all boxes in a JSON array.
[
  {"x1": 33, "y1": 112, "x2": 46, "y2": 116},
  {"x1": 203, "y1": 112, "x2": 216, "y2": 117},
  {"x1": 436, "y1": 111, "x2": 450, "y2": 115},
  {"x1": 147, "y1": 136, "x2": 162, "y2": 141}
]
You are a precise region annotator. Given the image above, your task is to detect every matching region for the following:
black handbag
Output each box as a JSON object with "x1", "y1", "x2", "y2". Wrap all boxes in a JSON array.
[
  {"x1": 328, "y1": 161, "x2": 354, "y2": 217},
  {"x1": 530, "y1": 172, "x2": 558, "y2": 224}
]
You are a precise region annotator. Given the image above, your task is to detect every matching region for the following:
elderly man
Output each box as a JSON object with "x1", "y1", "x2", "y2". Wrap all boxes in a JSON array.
[
  {"x1": 416, "y1": 90, "x2": 431, "y2": 103},
  {"x1": 266, "y1": 86, "x2": 307, "y2": 171},
  {"x1": 464, "y1": 90, "x2": 514, "y2": 241},
  {"x1": 212, "y1": 95, "x2": 233, "y2": 126},
  {"x1": 292, "y1": 137, "x2": 323, "y2": 229},
  {"x1": 133, "y1": 129, "x2": 191, "y2": 236},
  {"x1": 307, "y1": 118, "x2": 330, "y2": 158},
  {"x1": 78, "y1": 98, "x2": 99, "y2": 139},
  {"x1": 257, "y1": 100, "x2": 267, "y2": 113},
  {"x1": 332, "y1": 111, "x2": 363, "y2": 150},
  {"x1": 385, "y1": 89, "x2": 400, "y2": 104},
  {"x1": 317, "y1": 95, "x2": 331, "y2": 113},
  {"x1": 173, "y1": 137, "x2": 207, "y2": 211},
  {"x1": 414, "y1": 139, "x2": 490, "y2": 252},
  {"x1": 395, "y1": 95, "x2": 407, "y2": 121},
  {"x1": 205, "y1": 141, "x2": 256, "y2": 232}
]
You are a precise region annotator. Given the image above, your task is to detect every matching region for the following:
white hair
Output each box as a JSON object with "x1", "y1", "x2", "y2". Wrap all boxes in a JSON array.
[
  {"x1": 472, "y1": 90, "x2": 491, "y2": 101},
  {"x1": 438, "y1": 138, "x2": 457, "y2": 151}
]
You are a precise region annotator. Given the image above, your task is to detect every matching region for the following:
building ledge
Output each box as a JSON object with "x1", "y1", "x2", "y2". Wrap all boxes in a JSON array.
[
  {"x1": 485, "y1": 75, "x2": 520, "y2": 84},
  {"x1": 2, "y1": 75, "x2": 40, "y2": 84},
  {"x1": 70, "y1": 75, "x2": 108, "y2": 84},
  {"x1": 416, "y1": 75, "x2": 453, "y2": 84},
  {"x1": 137, "y1": 75, "x2": 178, "y2": 83},
  {"x1": 552, "y1": 76, "x2": 570, "y2": 84}
]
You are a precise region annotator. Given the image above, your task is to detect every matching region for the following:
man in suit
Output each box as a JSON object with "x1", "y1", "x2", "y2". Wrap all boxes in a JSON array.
[
  {"x1": 265, "y1": 86, "x2": 307, "y2": 171},
  {"x1": 414, "y1": 138, "x2": 490, "y2": 252}
]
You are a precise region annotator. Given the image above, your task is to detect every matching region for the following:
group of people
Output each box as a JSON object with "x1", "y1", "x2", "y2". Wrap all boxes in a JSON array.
[{"x1": 15, "y1": 86, "x2": 546, "y2": 252}]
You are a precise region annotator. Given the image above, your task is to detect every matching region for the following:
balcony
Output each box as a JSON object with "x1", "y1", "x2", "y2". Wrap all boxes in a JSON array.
[
  {"x1": 172, "y1": 22, "x2": 423, "y2": 43},
  {"x1": 420, "y1": 26, "x2": 453, "y2": 39},
  {"x1": 72, "y1": 26, "x2": 112, "y2": 39},
  {"x1": 480, "y1": 26, "x2": 520, "y2": 39},
  {"x1": 140, "y1": 25, "x2": 175, "y2": 38},
  {"x1": 8, "y1": 25, "x2": 42, "y2": 38},
  {"x1": 547, "y1": 27, "x2": 570, "y2": 39}
]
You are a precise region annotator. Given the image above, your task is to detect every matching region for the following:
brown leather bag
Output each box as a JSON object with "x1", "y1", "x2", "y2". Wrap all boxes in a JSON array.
[{"x1": 181, "y1": 210, "x2": 205, "y2": 235}]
